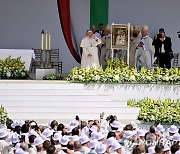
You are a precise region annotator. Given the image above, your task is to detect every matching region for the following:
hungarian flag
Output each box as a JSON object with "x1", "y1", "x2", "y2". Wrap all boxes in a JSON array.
[{"x1": 57, "y1": 0, "x2": 109, "y2": 63}]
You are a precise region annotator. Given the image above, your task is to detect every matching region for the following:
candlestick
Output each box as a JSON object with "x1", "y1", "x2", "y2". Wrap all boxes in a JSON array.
[
  {"x1": 41, "y1": 30, "x2": 44, "y2": 50},
  {"x1": 45, "y1": 31, "x2": 48, "y2": 50},
  {"x1": 48, "y1": 31, "x2": 51, "y2": 50}
]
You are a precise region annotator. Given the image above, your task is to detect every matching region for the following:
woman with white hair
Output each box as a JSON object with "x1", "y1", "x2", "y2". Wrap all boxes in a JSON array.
[{"x1": 135, "y1": 25, "x2": 155, "y2": 70}]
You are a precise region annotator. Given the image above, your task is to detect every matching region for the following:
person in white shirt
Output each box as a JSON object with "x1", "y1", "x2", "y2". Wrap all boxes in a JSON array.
[{"x1": 80, "y1": 30, "x2": 101, "y2": 70}]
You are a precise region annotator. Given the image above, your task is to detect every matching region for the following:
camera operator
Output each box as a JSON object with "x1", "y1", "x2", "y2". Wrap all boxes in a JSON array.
[{"x1": 153, "y1": 28, "x2": 173, "y2": 68}]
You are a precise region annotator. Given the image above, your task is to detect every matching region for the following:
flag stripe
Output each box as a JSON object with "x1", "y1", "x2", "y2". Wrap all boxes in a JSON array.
[{"x1": 90, "y1": 0, "x2": 109, "y2": 28}]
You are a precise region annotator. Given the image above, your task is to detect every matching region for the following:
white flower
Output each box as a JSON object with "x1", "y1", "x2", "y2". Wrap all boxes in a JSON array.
[
  {"x1": 79, "y1": 75, "x2": 83, "y2": 80},
  {"x1": 163, "y1": 76, "x2": 169, "y2": 81},
  {"x1": 94, "y1": 75, "x2": 100, "y2": 81},
  {"x1": 6, "y1": 72, "x2": 11, "y2": 77},
  {"x1": 114, "y1": 75, "x2": 119, "y2": 81},
  {"x1": 146, "y1": 76, "x2": 151, "y2": 81},
  {"x1": 130, "y1": 75, "x2": 136, "y2": 81}
]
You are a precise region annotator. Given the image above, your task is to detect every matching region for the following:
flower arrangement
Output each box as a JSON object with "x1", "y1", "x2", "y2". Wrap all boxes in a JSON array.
[
  {"x1": 43, "y1": 74, "x2": 64, "y2": 80},
  {"x1": 67, "y1": 65, "x2": 180, "y2": 84},
  {"x1": 127, "y1": 98, "x2": 180, "y2": 124},
  {"x1": 0, "y1": 105, "x2": 9, "y2": 124},
  {"x1": 0, "y1": 56, "x2": 28, "y2": 79}
]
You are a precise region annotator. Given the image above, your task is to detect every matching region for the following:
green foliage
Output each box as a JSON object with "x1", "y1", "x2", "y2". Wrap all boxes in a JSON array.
[
  {"x1": 67, "y1": 66, "x2": 180, "y2": 84},
  {"x1": 0, "y1": 105, "x2": 9, "y2": 123},
  {"x1": 0, "y1": 56, "x2": 28, "y2": 79},
  {"x1": 127, "y1": 98, "x2": 180, "y2": 124},
  {"x1": 43, "y1": 74, "x2": 64, "y2": 80},
  {"x1": 107, "y1": 58, "x2": 127, "y2": 69}
]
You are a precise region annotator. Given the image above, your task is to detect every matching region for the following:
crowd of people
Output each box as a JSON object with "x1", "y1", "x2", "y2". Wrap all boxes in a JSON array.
[
  {"x1": 80, "y1": 23, "x2": 174, "y2": 70},
  {"x1": 0, "y1": 113, "x2": 179, "y2": 154}
]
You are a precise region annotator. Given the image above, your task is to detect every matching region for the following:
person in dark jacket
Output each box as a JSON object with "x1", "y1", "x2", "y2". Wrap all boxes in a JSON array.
[{"x1": 153, "y1": 28, "x2": 173, "y2": 68}]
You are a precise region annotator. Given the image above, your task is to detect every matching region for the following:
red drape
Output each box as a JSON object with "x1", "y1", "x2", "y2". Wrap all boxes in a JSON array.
[{"x1": 57, "y1": 0, "x2": 81, "y2": 63}]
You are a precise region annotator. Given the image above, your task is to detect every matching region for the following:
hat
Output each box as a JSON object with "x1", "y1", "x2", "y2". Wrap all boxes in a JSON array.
[
  {"x1": 66, "y1": 126, "x2": 75, "y2": 134},
  {"x1": 42, "y1": 128, "x2": 53, "y2": 138},
  {"x1": 52, "y1": 132, "x2": 62, "y2": 141},
  {"x1": 95, "y1": 143, "x2": 106, "y2": 154},
  {"x1": 90, "y1": 131, "x2": 99, "y2": 140},
  {"x1": 123, "y1": 131, "x2": 134, "y2": 139},
  {"x1": 136, "y1": 129, "x2": 146, "y2": 137},
  {"x1": 148, "y1": 146, "x2": 155, "y2": 154},
  {"x1": 106, "y1": 137, "x2": 117, "y2": 146},
  {"x1": 59, "y1": 135, "x2": 69, "y2": 145},
  {"x1": 163, "y1": 144, "x2": 170, "y2": 152},
  {"x1": 14, "y1": 143, "x2": 21, "y2": 151},
  {"x1": 130, "y1": 121, "x2": 137, "y2": 129},
  {"x1": 90, "y1": 126, "x2": 98, "y2": 132},
  {"x1": 0, "y1": 129, "x2": 8, "y2": 138},
  {"x1": 10, "y1": 132, "x2": 20, "y2": 143},
  {"x1": 89, "y1": 139, "x2": 98, "y2": 149},
  {"x1": 15, "y1": 148, "x2": 25, "y2": 154},
  {"x1": 79, "y1": 135, "x2": 90, "y2": 145},
  {"x1": 172, "y1": 134, "x2": 180, "y2": 141},
  {"x1": 81, "y1": 126, "x2": 89, "y2": 136},
  {"x1": 175, "y1": 150, "x2": 180, "y2": 154},
  {"x1": 168, "y1": 125, "x2": 178, "y2": 134},
  {"x1": 111, "y1": 142, "x2": 122, "y2": 151},
  {"x1": 28, "y1": 129, "x2": 39, "y2": 137},
  {"x1": 155, "y1": 124, "x2": 165, "y2": 132},
  {"x1": 110, "y1": 121, "x2": 121, "y2": 128},
  {"x1": 11, "y1": 120, "x2": 25, "y2": 128},
  {"x1": 87, "y1": 30, "x2": 93, "y2": 33},
  {"x1": 133, "y1": 24, "x2": 139, "y2": 31},
  {"x1": 95, "y1": 133, "x2": 105, "y2": 141},
  {"x1": 70, "y1": 119, "x2": 79, "y2": 128},
  {"x1": 34, "y1": 137, "x2": 44, "y2": 146},
  {"x1": 69, "y1": 135, "x2": 79, "y2": 142}
]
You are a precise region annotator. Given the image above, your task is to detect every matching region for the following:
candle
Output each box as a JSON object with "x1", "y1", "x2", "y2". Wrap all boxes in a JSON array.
[
  {"x1": 41, "y1": 30, "x2": 44, "y2": 50},
  {"x1": 48, "y1": 32, "x2": 51, "y2": 50},
  {"x1": 45, "y1": 31, "x2": 48, "y2": 50}
]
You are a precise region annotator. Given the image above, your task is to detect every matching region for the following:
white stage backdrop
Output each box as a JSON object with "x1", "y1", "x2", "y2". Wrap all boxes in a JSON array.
[{"x1": 0, "y1": 0, "x2": 179, "y2": 73}]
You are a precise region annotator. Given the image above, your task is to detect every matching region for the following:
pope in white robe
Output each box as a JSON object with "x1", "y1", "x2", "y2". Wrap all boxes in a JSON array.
[
  {"x1": 80, "y1": 30, "x2": 101, "y2": 70},
  {"x1": 135, "y1": 25, "x2": 155, "y2": 70}
]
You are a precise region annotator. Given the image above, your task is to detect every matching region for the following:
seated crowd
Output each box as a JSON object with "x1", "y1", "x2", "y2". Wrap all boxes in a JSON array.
[
  {"x1": 83, "y1": 23, "x2": 174, "y2": 70},
  {"x1": 0, "y1": 113, "x2": 179, "y2": 154}
]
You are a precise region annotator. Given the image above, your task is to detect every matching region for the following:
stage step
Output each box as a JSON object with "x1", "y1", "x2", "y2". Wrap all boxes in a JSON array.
[{"x1": 0, "y1": 80, "x2": 141, "y2": 124}]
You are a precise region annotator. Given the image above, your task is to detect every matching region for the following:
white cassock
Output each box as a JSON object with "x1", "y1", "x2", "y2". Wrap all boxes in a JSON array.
[
  {"x1": 80, "y1": 36, "x2": 101, "y2": 70},
  {"x1": 135, "y1": 35, "x2": 155, "y2": 70}
]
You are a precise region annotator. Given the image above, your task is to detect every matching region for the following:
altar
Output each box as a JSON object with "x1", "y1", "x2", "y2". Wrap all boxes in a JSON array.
[{"x1": 0, "y1": 49, "x2": 35, "y2": 71}]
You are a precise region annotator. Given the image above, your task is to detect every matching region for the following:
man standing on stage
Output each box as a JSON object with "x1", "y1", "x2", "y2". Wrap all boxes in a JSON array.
[{"x1": 80, "y1": 30, "x2": 101, "y2": 70}]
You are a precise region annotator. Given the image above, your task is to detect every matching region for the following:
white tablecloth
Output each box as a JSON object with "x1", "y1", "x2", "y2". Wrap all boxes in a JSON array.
[{"x1": 0, "y1": 49, "x2": 35, "y2": 71}]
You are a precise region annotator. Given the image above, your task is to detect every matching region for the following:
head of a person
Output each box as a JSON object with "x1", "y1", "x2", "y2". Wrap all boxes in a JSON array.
[
  {"x1": 98, "y1": 23, "x2": 104, "y2": 31},
  {"x1": 149, "y1": 125, "x2": 156, "y2": 134},
  {"x1": 132, "y1": 144, "x2": 145, "y2": 154},
  {"x1": 160, "y1": 31, "x2": 166, "y2": 38},
  {"x1": 72, "y1": 127, "x2": 79, "y2": 136},
  {"x1": 86, "y1": 30, "x2": 93, "y2": 38},
  {"x1": 104, "y1": 26, "x2": 111, "y2": 36},
  {"x1": 43, "y1": 140, "x2": 51, "y2": 151},
  {"x1": 67, "y1": 140, "x2": 74, "y2": 150},
  {"x1": 57, "y1": 123, "x2": 67, "y2": 135},
  {"x1": 90, "y1": 25, "x2": 96, "y2": 33},
  {"x1": 50, "y1": 120, "x2": 58, "y2": 131},
  {"x1": 29, "y1": 135, "x2": 36, "y2": 144},
  {"x1": 21, "y1": 124, "x2": 29, "y2": 133},
  {"x1": 141, "y1": 25, "x2": 149, "y2": 37},
  {"x1": 20, "y1": 142, "x2": 29, "y2": 152},
  {"x1": 171, "y1": 144, "x2": 180, "y2": 154},
  {"x1": 159, "y1": 28, "x2": 165, "y2": 34},
  {"x1": 107, "y1": 132, "x2": 116, "y2": 139},
  {"x1": 155, "y1": 144, "x2": 164, "y2": 154},
  {"x1": 46, "y1": 145, "x2": 56, "y2": 154},
  {"x1": 124, "y1": 124, "x2": 133, "y2": 131},
  {"x1": 74, "y1": 141, "x2": 82, "y2": 152}
]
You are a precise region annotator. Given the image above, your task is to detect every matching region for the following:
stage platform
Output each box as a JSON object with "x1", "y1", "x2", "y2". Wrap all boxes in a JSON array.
[{"x1": 0, "y1": 80, "x2": 179, "y2": 124}]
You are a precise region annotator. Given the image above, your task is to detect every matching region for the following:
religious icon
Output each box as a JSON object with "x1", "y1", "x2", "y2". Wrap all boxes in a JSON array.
[{"x1": 111, "y1": 25, "x2": 128, "y2": 49}]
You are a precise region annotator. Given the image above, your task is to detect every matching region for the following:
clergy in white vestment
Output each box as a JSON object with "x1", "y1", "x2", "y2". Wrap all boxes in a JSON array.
[
  {"x1": 135, "y1": 25, "x2": 155, "y2": 70},
  {"x1": 80, "y1": 30, "x2": 101, "y2": 70}
]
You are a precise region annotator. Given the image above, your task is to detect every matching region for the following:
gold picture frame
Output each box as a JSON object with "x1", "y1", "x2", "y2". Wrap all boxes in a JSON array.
[{"x1": 111, "y1": 25, "x2": 128, "y2": 49}]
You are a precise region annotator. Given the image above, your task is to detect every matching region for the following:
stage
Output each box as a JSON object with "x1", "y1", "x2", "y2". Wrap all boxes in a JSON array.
[{"x1": 0, "y1": 80, "x2": 179, "y2": 124}]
